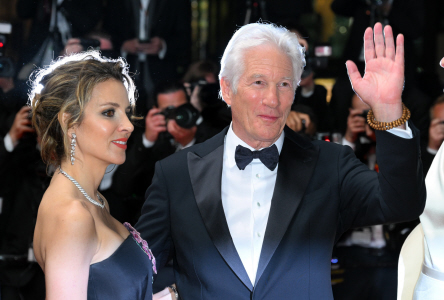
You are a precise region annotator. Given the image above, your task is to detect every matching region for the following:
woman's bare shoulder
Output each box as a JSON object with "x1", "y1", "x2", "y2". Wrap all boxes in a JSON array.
[{"x1": 34, "y1": 188, "x2": 98, "y2": 267}]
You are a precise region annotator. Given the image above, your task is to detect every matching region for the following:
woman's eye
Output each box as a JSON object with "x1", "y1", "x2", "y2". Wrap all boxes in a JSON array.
[{"x1": 103, "y1": 109, "x2": 115, "y2": 117}]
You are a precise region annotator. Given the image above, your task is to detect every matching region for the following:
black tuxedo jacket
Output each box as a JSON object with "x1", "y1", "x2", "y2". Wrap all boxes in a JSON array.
[
  {"x1": 104, "y1": 0, "x2": 191, "y2": 86},
  {"x1": 136, "y1": 125, "x2": 426, "y2": 299}
]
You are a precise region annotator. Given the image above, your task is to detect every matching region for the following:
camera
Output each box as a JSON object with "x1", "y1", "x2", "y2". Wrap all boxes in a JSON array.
[
  {"x1": 79, "y1": 38, "x2": 100, "y2": 50},
  {"x1": 0, "y1": 22, "x2": 14, "y2": 78},
  {"x1": 301, "y1": 45, "x2": 331, "y2": 79},
  {"x1": 188, "y1": 79, "x2": 219, "y2": 105},
  {"x1": 360, "y1": 109, "x2": 370, "y2": 119},
  {"x1": 157, "y1": 103, "x2": 201, "y2": 129}
]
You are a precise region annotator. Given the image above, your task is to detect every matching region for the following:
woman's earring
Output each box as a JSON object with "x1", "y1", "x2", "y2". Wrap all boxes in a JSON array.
[{"x1": 70, "y1": 133, "x2": 76, "y2": 165}]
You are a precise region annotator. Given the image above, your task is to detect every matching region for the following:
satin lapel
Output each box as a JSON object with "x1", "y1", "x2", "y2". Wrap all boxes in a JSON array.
[
  {"x1": 188, "y1": 147, "x2": 253, "y2": 291},
  {"x1": 254, "y1": 134, "x2": 319, "y2": 285}
]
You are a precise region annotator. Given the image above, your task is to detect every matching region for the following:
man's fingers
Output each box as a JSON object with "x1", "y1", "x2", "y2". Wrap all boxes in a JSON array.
[
  {"x1": 440, "y1": 57, "x2": 444, "y2": 68},
  {"x1": 384, "y1": 25, "x2": 395, "y2": 60},
  {"x1": 373, "y1": 23, "x2": 385, "y2": 58},
  {"x1": 395, "y1": 34, "x2": 405, "y2": 66},
  {"x1": 346, "y1": 60, "x2": 362, "y2": 90},
  {"x1": 363, "y1": 27, "x2": 376, "y2": 61}
]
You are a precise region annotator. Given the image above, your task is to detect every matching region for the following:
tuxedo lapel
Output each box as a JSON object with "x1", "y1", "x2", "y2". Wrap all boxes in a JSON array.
[
  {"x1": 187, "y1": 129, "x2": 253, "y2": 291},
  {"x1": 255, "y1": 128, "x2": 319, "y2": 285}
]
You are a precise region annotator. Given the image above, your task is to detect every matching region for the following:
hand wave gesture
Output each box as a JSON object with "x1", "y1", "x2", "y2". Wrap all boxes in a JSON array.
[{"x1": 346, "y1": 23, "x2": 404, "y2": 122}]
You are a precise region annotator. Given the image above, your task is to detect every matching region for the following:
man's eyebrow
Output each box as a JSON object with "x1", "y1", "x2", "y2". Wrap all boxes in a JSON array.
[
  {"x1": 250, "y1": 74, "x2": 293, "y2": 81},
  {"x1": 250, "y1": 74, "x2": 265, "y2": 78}
]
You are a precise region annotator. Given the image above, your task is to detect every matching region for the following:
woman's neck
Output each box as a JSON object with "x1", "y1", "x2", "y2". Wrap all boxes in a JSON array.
[{"x1": 59, "y1": 158, "x2": 107, "y2": 199}]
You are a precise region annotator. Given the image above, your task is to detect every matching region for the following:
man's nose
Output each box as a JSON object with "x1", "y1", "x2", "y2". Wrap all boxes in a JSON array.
[{"x1": 262, "y1": 85, "x2": 279, "y2": 108}]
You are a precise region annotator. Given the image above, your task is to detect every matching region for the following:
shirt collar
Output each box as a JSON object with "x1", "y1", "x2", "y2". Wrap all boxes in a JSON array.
[{"x1": 225, "y1": 122, "x2": 285, "y2": 168}]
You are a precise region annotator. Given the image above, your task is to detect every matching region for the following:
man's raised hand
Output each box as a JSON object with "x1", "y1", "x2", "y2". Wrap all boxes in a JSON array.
[{"x1": 346, "y1": 23, "x2": 405, "y2": 125}]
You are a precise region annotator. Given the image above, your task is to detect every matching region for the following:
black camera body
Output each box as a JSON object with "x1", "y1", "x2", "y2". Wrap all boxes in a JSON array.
[
  {"x1": 0, "y1": 56, "x2": 14, "y2": 77},
  {"x1": 158, "y1": 103, "x2": 201, "y2": 129},
  {"x1": 360, "y1": 109, "x2": 370, "y2": 119},
  {"x1": 301, "y1": 45, "x2": 332, "y2": 79},
  {"x1": 79, "y1": 38, "x2": 100, "y2": 50},
  {"x1": 188, "y1": 79, "x2": 220, "y2": 105}
]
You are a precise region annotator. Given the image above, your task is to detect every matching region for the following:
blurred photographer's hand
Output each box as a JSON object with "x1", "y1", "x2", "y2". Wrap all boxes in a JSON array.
[
  {"x1": 145, "y1": 108, "x2": 167, "y2": 142},
  {"x1": 138, "y1": 37, "x2": 164, "y2": 55},
  {"x1": 9, "y1": 106, "x2": 35, "y2": 145},
  {"x1": 122, "y1": 38, "x2": 139, "y2": 54},
  {"x1": 167, "y1": 120, "x2": 196, "y2": 147},
  {"x1": 345, "y1": 108, "x2": 366, "y2": 143},
  {"x1": 63, "y1": 38, "x2": 83, "y2": 55},
  {"x1": 428, "y1": 118, "x2": 444, "y2": 151},
  {"x1": 286, "y1": 111, "x2": 311, "y2": 133}
]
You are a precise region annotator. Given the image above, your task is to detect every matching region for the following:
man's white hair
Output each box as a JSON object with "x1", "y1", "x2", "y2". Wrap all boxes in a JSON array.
[{"x1": 218, "y1": 22, "x2": 305, "y2": 100}]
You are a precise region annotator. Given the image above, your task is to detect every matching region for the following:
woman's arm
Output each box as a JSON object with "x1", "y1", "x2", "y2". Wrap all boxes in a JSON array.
[{"x1": 41, "y1": 200, "x2": 97, "y2": 300}]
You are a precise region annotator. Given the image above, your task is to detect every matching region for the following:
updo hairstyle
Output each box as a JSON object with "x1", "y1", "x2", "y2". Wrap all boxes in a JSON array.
[{"x1": 30, "y1": 51, "x2": 136, "y2": 167}]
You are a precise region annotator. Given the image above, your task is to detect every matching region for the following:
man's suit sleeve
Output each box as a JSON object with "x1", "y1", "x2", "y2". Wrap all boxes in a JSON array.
[
  {"x1": 336, "y1": 125, "x2": 426, "y2": 236},
  {"x1": 135, "y1": 161, "x2": 173, "y2": 272}
]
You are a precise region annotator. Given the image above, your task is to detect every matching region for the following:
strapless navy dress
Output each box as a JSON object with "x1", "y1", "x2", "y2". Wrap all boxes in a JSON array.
[{"x1": 87, "y1": 223, "x2": 156, "y2": 300}]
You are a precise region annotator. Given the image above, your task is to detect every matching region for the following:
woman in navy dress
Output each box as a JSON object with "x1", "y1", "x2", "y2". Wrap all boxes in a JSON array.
[{"x1": 30, "y1": 51, "x2": 176, "y2": 299}]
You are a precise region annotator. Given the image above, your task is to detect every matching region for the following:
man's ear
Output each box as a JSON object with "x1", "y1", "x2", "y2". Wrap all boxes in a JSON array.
[{"x1": 220, "y1": 77, "x2": 233, "y2": 106}]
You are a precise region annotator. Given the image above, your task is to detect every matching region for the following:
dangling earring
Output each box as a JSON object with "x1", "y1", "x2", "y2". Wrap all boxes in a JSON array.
[{"x1": 70, "y1": 133, "x2": 76, "y2": 165}]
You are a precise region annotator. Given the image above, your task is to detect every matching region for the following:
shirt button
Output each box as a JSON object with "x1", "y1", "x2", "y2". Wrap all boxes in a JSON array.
[
  {"x1": 257, "y1": 202, "x2": 261, "y2": 207},
  {"x1": 256, "y1": 173, "x2": 260, "y2": 178},
  {"x1": 257, "y1": 232, "x2": 261, "y2": 237}
]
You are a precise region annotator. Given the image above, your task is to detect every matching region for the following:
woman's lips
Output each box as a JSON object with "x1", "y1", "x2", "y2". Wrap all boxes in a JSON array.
[{"x1": 112, "y1": 138, "x2": 128, "y2": 149}]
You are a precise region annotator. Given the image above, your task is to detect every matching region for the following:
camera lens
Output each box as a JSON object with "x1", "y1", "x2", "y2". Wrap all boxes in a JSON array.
[{"x1": 174, "y1": 103, "x2": 200, "y2": 128}]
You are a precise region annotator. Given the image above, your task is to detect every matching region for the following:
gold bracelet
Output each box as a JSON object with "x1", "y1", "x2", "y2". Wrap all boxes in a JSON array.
[{"x1": 367, "y1": 103, "x2": 411, "y2": 131}]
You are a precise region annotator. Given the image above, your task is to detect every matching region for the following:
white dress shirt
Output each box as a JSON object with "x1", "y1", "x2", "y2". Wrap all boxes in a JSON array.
[{"x1": 221, "y1": 124, "x2": 284, "y2": 285}]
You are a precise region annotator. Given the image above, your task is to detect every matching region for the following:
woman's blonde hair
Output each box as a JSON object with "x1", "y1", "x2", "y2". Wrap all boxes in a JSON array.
[{"x1": 30, "y1": 51, "x2": 136, "y2": 167}]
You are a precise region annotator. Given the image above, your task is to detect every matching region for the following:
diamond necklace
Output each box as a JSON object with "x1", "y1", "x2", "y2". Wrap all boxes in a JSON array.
[{"x1": 58, "y1": 167, "x2": 105, "y2": 209}]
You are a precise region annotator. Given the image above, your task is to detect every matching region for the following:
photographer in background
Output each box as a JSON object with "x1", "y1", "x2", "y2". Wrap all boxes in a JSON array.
[
  {"x1": 342, "y1": 94, "x2": 376, "y2": 166},
  {"x1": 183, "y1": 60, "x2": 231, "y2": 133},
  {"x1": 281, "y1": 20, "x2": 331, "y2": 133},
  {"x1": 99, "y1": 81, "x2": 217, "y2": 224},
  {"x1": 62, "y1": 32, "x2": 120, "y2": 59},
  {"x1": 421, "y1": 95, "x2": 444, "y2": 175},
  {"x1": 286, "y1": 104, "x2": 317, "y2": 139},
  {"x1": 0, "y1": 89, "x2": 46, "y2": 300}
]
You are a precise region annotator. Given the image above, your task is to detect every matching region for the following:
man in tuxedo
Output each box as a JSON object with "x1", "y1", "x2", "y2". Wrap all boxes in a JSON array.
[
  {"x1": 136, "y1": 22, "x2": 426, "y2": 299},
  {"x1": 104, "y1": 0, "x2": 191, "y2": 115}
]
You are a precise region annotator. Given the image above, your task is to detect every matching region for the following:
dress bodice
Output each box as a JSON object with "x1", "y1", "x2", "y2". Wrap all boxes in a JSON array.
[{"x1": 87, "y1": 223, "x2": 156, "y2": 300}]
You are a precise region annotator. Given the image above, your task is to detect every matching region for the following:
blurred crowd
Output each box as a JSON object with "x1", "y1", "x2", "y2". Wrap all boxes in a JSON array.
[{"x1": 0, "y1": 0, "x2": 443, "y2": 299}]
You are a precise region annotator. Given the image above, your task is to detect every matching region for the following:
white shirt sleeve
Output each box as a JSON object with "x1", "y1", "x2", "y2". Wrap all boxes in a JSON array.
[
  {"x1": 341, "y1": 137, "x2": 356, "y2": 151},
  {"x1": 386, "y1": 121, "x2": 413, "y2": 139},
  {"x1": 158, "y1": 39, "x2": 167, "y2": 59},
  {"x1": 4, "y1": 133, "x2": 16, "y2": 152},
  {"x1": 142, "y1": 134, "x2": 155, "y2": 148}
]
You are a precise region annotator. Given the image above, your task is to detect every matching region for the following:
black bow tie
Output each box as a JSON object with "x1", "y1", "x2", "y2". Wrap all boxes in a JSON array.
[{"x1": 235, "y1": 144, "x2": 279, "y2": 171}]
